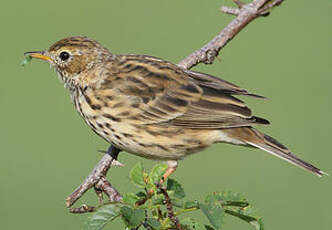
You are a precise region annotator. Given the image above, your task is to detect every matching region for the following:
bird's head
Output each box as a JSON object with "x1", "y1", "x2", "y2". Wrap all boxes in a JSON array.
[{"x1": 25, "y1": 36, "x2": 111, "y2": 86}]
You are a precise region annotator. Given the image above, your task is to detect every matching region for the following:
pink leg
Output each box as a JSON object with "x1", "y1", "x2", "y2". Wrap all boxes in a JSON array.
[{"x1": 160, "y1": 160, "x2": 178, "y2": 184}]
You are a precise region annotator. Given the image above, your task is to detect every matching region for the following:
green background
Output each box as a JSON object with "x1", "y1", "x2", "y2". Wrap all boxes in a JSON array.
[{"x1": 1, "y1": 0, "x2": 331, "y2": 229}]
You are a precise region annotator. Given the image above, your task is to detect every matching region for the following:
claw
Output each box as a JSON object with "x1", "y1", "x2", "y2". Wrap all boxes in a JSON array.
[{"x1": 111, "y1": 159, "x2": 124, "y2": 167}]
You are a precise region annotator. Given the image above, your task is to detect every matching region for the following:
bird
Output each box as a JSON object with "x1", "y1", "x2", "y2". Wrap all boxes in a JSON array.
[{"x1": 24, "y1": 36, "x2": 327, "y2": 181}]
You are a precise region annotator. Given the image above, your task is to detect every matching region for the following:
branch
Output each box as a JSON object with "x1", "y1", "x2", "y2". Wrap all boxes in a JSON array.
[
  {"x1": 156, "y1": 183, "x2": 183, "y2": 230},
  {"x1": 67, "y1": 146, "x2": 122, "y2": 213},
  {"x1": 178, "y1": 0, "x2": 284, "y2": 69}
]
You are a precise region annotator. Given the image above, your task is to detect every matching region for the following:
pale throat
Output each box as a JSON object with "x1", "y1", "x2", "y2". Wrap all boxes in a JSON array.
[{"x1": 56, "y1": 70, "x2": 82, "y2": 90}]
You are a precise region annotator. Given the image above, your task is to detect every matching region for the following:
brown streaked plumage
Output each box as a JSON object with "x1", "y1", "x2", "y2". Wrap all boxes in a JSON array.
[{"x1": 25, "y1": 36, "x2": 327, "y2": 179}]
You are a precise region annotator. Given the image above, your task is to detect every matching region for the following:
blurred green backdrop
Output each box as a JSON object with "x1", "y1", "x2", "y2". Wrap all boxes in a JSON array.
[{"x1": 0, "y1": 0, "x2": 331, "y2": 229}]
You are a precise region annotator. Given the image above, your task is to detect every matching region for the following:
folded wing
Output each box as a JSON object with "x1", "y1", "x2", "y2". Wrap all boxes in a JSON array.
[{"x1": 111, "y1": 55, "x2": 269, "y2": 128}]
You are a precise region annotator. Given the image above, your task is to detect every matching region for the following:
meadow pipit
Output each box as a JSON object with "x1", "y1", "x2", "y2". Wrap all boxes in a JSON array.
[{"x1": 25, "y1": 36, "x2": 327, "y2": 179}]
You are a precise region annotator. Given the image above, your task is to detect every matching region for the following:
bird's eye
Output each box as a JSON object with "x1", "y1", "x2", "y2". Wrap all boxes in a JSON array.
[{"x1": 59, "y1": 51, "x2": 70, "y2": 61}]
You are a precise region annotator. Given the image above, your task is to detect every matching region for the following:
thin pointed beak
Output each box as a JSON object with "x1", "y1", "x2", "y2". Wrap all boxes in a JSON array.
[{"x1": 24, "y1": 51, "x2": 51, "y2": 62}]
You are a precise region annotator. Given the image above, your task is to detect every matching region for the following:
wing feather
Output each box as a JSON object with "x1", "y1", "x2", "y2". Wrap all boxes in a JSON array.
[
  {"x1": 187, "y1": 70, "x2": 266, "y2": 99},
  {"x1": 102, "y1": 55, "x2": 269, "y2": 128}
]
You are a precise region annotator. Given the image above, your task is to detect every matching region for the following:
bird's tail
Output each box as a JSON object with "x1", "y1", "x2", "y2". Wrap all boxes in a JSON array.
[{"x1": 222, "y1": 127, "x2": 328, "y2": 177}]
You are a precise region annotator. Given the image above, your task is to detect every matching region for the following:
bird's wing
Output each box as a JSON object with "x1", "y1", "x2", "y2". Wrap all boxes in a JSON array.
[
  {"x1": 105, "y1": 55, "x2": 268, "y2": 128},
  {"x1": 103, "y1": 55, "x2": 201, "y2": 124},
  {"x1": 166, "y1": 70, "x2": 269, "y2": 128},
  {"x1": 186, "y1": 71, "x2": 266, "y2": 99}
]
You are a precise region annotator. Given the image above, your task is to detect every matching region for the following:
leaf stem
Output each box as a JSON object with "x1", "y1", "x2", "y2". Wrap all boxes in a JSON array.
[{"x1": 174, "y1": 207, "x2": 199, "y2": 216}]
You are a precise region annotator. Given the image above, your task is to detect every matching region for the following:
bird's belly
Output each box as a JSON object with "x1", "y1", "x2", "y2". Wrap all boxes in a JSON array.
[
  {"x1": 106, "y1": 126, "x2": 215, "y2": 160},
  {"x1": 82, "y1": 111, "x2": 217, "y2": 160},
  {"x1": 74, "y1": 91, "x2": 220, "y2": 160},
  {"x1": 90, "y1": 119, "x2": 219, "y2": 160},
  {"x1": 85, "y1": 117, "x2": 194, "y2": 160}
]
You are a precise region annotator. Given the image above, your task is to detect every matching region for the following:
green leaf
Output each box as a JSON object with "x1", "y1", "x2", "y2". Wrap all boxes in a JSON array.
[
  {"x1": 123, "y1": 193, "x2": 140, "y2": 205},
  {"x1": 136, "y1": 191, "x2": 146, "y2": 198},
  {"x1": 200, "y1": 194, "x2": 224, "y2": 230},
  {"x1": 86, "y1": 203, "x2": 121, "y2": 230},
  {"x1": 181, "y1": 218, "x2": 213, "y2": 230},
  {"x1": 239, "y1": 205, "x2": 256, "y2": 216},
  {"x1": 223, "y1": 201, "x2": 249, "y2": 207},
  {"x1": 149, "y1": 163, "x2": 168, "y2": 184},
  {"x1": 120, "y1": 206, "x2": 145, "y2": 228},
  {"x1": 130, "y1": 162, "x2": 145, "y2": 187},
  {"x1": 183, "y1": 200, "x2": 199, "y2": 209},
  {"x1": 166, "y1": 179, "x2": 185, "y2": 199},
  {"x1": 171, "y1": 199, "x2": 184, "y2": 208},
  {"x1": 151, "y1": 193, "x2": 165, "y2": 206},
  {"x1": 211, "y1": 191, "x2": 263, "y2": 229},
  {"x1": 256, "y1": 218, "x2": 264, "y2": 230},
  {"x1": 250, "y1": 219, "x2": 264, "y2": 230},
  {"x1": 21, "y1": 55, "x2": 32, "y2": 66},
  {"x1": 225, "y1": 209, "x2": 264, "y2": 230},
  {"x1": 213, "y1": 191, "x2": 245, "y2": 203},
  {"x1": 146, "y1": 218, "x2": 161, "y2": 230}
]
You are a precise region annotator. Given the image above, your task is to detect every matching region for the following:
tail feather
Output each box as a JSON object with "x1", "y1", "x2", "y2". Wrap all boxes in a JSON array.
[
  {"x1": 248, "y1": 134, "x2": 328, "y2": 177},
  {"x1": 223, "y1": 127, "x2": 328, "y2": 177}
]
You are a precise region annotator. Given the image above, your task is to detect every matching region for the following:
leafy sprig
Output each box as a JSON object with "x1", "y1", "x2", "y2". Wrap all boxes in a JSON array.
[{"x1": 86, "y1": 163, "x2": 263, "y2": 230}]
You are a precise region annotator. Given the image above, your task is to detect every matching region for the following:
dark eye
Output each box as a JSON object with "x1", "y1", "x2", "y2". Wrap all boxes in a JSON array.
[{"x1": 59, "y1": 51, "x2": 70, "y2": 61}]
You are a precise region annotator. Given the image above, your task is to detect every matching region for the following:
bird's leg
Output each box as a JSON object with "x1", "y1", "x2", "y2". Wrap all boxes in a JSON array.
[
  {"x1": 105, "y1": 145, "x2": 121, "y2": 159},
  {"x1": 160, "y1": 160, "x2": 178, "y2": 184},
  {"x1": 67, "y1": 145, "x2": 123, "y2": 213}
]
